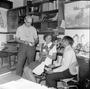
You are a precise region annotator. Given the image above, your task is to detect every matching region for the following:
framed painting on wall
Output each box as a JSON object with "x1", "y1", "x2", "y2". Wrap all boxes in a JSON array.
[
  {"x1": 65, "y1": 1, "x2": 90, "y2": 29},
  {"x1": 0, "y1": 8, "x2": 7, "y2": 29}
]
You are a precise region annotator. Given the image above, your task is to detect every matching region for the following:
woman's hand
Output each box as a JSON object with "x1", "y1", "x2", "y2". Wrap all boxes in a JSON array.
[
  {"x1": 48, "y1": 64, "x2": 55, "y2": 68},
  {"x1": 40, "y1": 52, "x2": 47, "y2": 57},
  {"x1": 38, "y1": 57, "x2": 41, "y2": 62},
  {"x1": 57, "y1": 48, "x2": 64, "y2": 54},
  {"x1": 42, "y1": 52, "x2": 47, "y2": 55}
]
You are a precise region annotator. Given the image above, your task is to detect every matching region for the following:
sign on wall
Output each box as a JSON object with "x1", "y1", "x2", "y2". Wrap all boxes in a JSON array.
[{"x1": 0, "y1": 8, "x2": 7, "y2": 30}]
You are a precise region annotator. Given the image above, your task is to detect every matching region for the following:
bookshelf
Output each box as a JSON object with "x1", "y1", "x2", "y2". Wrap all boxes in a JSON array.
[
  {"x1": 7, "y1": 0, "x2": 65, "y2": 34},
  {"x1": 31, "y1": 0, "x2": 65, "y2": 34}
]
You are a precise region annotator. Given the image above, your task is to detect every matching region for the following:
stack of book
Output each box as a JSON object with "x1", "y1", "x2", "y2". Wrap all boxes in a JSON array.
[{"x1": 43, "y1": 0, "x2": 59, "y2": 11}]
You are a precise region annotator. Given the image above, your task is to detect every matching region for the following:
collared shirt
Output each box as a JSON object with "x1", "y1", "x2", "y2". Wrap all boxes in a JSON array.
[
  {"x1": 43, "y1": 42, "x2": 57, "y2": 55},
  {"x1": 15, "y1": 24, "x2": 38, "y2": 42},
  {"x1": 53, "y1": 45, "x2": 78, "y2": 74},
  {"x1": 42, "y1": 42, "x2": 57, "y2": 66}
]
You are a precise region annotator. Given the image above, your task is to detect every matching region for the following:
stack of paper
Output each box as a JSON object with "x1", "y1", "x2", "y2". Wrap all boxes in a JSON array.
[{"x1": 0, "y1": 78, "x2": 49, "y2": 89}]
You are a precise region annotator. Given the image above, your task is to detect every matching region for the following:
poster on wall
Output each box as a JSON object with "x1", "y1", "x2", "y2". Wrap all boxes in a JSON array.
[
  {"x1": 65, "y1": 1, "x2": 90, "y2": 29},
  {"x1": 0, "y1": 8, "x2": 8, "y2": 32}
]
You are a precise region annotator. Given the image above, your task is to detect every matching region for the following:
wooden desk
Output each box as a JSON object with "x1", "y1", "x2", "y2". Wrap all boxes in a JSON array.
[
  {"x1": 6, "y1": 50, "x2": 18, "y2": 68},
  {"x1": 0, "y1": 50, "x2": 18, "y2": 68}
]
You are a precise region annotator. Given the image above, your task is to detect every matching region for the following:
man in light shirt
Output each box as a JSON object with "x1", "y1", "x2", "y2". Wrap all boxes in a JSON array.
[
  {"x1": 46, "y1": 36, "x2": 78, "y2": 89},
  {"x1": 15, "y1": 15, "x2": 38, "y2": 76}
]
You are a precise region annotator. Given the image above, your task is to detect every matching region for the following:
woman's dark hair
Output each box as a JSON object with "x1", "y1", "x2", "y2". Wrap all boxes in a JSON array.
[
  {"x1": 43, "y1": 33, "x2": 54, "y2": 42},
  {"x1": 63, "y1": 36, "x2": 74, "y2": 46}
]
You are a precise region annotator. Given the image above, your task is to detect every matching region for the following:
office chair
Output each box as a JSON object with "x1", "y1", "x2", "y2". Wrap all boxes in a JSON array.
[
  {"x1": 57, "y1": 66, "x2": 79, "y2": 89},
  {"x1": 35, "y1": 72, "x2": 46, "y2": 83},
  {"x1": 35, "y1": 56, "x2": 62, "y2": 84}
]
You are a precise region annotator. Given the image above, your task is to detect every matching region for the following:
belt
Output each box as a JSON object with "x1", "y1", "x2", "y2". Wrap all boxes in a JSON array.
[{"x1": 20, "y1": 42, "x2": 35, "y2": 47}]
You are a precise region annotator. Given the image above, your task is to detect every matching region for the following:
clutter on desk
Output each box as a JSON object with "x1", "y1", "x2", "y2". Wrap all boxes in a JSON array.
[{"x1": 1, "y1": 41, "x2": 18, "y2": 52}]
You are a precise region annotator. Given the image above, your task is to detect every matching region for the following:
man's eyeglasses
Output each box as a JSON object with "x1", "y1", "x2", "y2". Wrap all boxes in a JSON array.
[{"x1": 25, "y1": 20, "x2": 32, "y2": 23}]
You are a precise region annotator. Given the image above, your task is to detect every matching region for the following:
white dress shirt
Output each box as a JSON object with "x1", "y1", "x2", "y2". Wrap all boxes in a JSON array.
[
  {"x1": 53, "y1": 45, "x2": 78, "y2": 75},
  {"x1": 15, "y1": 24, "x2": 38, "y2": 42}
]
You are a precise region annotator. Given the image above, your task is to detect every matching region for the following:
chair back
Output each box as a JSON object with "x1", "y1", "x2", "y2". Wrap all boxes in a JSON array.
[
  {"x1": 75, "y1": 66, "x2": 79, "y2": 82},
  {"x1": 69, "y1": 61, "x2": 78, "y2": 75},
  {"x1": 62, "y1": 66, "x2": 79, "y2": 83}
]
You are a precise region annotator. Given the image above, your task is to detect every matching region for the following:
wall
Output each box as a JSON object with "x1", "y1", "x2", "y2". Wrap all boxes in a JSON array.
[
  {"x1": 12, "y1": 0, "x2": 32, "y2": 8},
  {"x1": 38, "y1": 29, "x2": 90, "y2": 48},
  {"x1": 13, "y1": 0, "x2": 24, "y2": 8},
  {"x1": 0, "y1": 0, "x2": 13, "y2": 49},
  {"x1": 0, "y1": 0, "x2": 24, "y2": 49},
  {"x1": 64, "y1": 1, "x2": 90, "y2": 47},
  {"x1": 11, "y1": 0, "x2": 32, "y2": 8},
  {"x1": 0, "y1": 0, "x2": 26, "y2": 50},
  {"x1": 0, "y1": 8, "x2": 8, "y2": 49},
  {"x1": 0, "y1": 0, "x2": 89, "y2": 49},
  {"x1": 65, "y1": 29, "x2": 89, "y2": 47}
]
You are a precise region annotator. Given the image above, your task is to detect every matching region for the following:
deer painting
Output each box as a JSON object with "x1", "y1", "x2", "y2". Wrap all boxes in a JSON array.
[{"x1": 75, "y1": 8, "x2": 84, "y2": 21}]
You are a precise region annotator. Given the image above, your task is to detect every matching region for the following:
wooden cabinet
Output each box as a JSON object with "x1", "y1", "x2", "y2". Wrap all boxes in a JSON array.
[
  {"x1": 7, "y1": 0, "x2": 65, "y2": 34},
  {"x1": 7, "y1": 9, "x2": 18, "y2": 32},
  {"x1": 7, "y1": 6, "x2": 28, "y2": 32}
]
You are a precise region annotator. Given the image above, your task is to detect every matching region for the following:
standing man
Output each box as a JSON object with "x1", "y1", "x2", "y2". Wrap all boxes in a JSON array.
[{"x1": 15, "y1": 15, "x2": 39, "y2": 76}]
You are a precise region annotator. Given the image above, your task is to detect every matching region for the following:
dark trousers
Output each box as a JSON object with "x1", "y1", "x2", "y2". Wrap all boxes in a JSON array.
[
  {"x1": 46, "y1": 69, "x2": 75, "y2": 88},
  {"x1": 16, "y1": 44, "x2": 36, "y2": 76}
]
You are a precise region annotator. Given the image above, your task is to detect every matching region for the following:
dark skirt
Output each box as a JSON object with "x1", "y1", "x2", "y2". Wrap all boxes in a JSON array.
[{"x1": 28, "y1": 57, "x2": 46, "y2": 70}]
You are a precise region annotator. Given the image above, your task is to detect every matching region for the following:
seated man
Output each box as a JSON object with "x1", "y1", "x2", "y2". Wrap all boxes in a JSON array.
[{"x1": 46, "y1": 36, "x2": 78, "y2": 89}]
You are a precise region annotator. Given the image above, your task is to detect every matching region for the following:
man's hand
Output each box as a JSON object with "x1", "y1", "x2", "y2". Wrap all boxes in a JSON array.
[
  {"x1": 31, "y1": 42, "x2": 35, "y2": 46},
  {"x1": 25, "y1": 41, "x2": 30, "y2": 45},
  {"x1": 46, "y1": 69, "x2": 53, "y2": 74},
  {"x1": 29, "y1": 42, "x2": 35, "y2": 46},
  {"x1": 25, "y1": 41, "x2": 35, "y2": 46}
]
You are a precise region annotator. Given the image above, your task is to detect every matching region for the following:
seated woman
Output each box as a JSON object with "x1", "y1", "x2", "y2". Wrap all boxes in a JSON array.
[{"x1": 24, "y1": 33, "x2": 57, "y2": 82}]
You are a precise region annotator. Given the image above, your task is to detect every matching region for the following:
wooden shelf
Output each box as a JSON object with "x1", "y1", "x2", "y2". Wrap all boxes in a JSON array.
[
  {"x1": 29, "y1": 12, "x2": 41, "y2": 16},
  {"x1": 0, "y1": 32, "x2": 16, "y2": 34},
  {"x1": 0, "y1": 30, "x2": 64, "y2": 35},
  {"x1": 42, "y1": 9, "x2": 58, "y2": 14},
  {"x1": 32, "y1": 0, "x2": 52, "y2": 6},
  {"x1": 9, "y1": 6, "x2": 26, "y2": 11},
  {"x1": 7, "y1": 40, "x2": 18, "y2": 44},
  {"x1": 37, "y1": 30, "x2": 64, "y2": 35},
  {"x1": 33, "y1": 21, "x2": 41, "y2": 24},
  {"x1": 41, "y1": 20, "x2": 57, "y2": 23},
  {"x1": 33, "y1": 20, "x2": 57, "y2": 23},
  {"x1": 19, "y1": 15, "x2": 26, "y2": 17}
]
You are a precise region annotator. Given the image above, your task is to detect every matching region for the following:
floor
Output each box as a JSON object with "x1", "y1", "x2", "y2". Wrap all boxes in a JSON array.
[
  {"x1": 0, "y1": 57, "x2": 89, "y2": 89},
  {"x1": 0, "y1": 57, "x2": 46, "y2": 85},
  {"x1": 0, "y1": 57, "x2": 25, "y2": 78}
]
